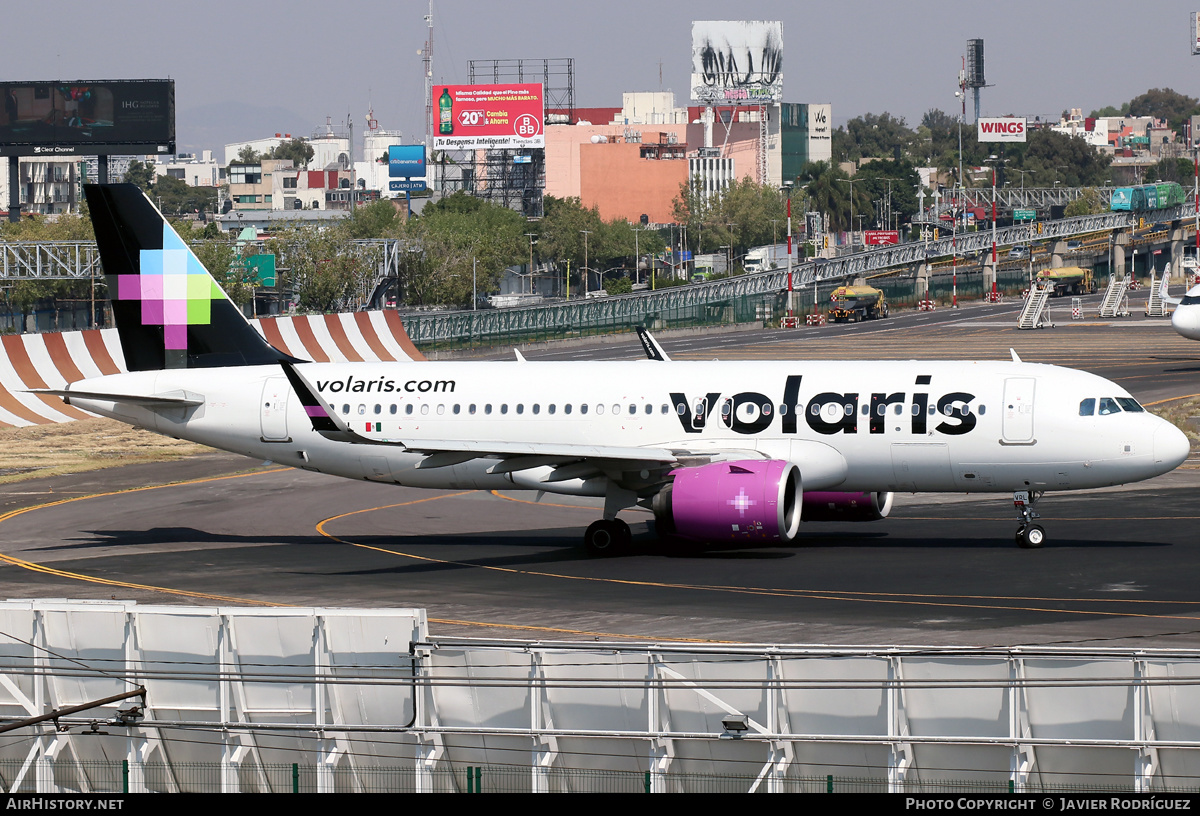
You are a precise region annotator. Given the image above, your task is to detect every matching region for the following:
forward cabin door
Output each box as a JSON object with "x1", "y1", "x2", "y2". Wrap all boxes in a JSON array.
[{"x1": 1001, "y1": 378, "x2": 1036, "y2": 444}]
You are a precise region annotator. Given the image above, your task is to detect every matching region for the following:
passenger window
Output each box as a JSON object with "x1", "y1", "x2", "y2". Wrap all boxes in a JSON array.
[
  {"x1": 342, "y1": 404, "x2": 350, "y2": 415},
  {"x1": 548, "y1": 404, "x2": 556, "y2": 415},
  {"x1": 373, "y1": 404, "x2": 381, "y2": 415},
  {"x1": 580, "y1": 404, "x2": 588, "y2": 415},
  {"x1": 677, "y1": 403, "x2": 687, "y2": 415},
  {"x1": 893, "y1": 404, "x2": 903, "y2": 416},
  {"x1": 532, "y1": 404, "x2": 540, "y2": 415},
  {"x1": 516, "y1": 404, "x2": 524, "y2": 415},
  {"x1": 469, "y1": 404, "x2": 476, "y2": 414},
  {"x1": 910, "y1": 404, "x2": 920, "y2": 416},
  {"x1": 453, "y1": 404, "x2": 460, "y2": 415},
  {"x1": 811, "y1": 404, "x2": 821, "y2": 416},
  {"x1": 661, "y1": 404, "x2": 669, "y2": 414},
  {"x1": 979, "y1": 405, "x2": 986, "y2": 415},
  {"x1": 565, "y1": 404, "x2": 572, "y2": 415},
  {"x1": 1099, "y1": 397, "x2": 1121, "y2": 415},
  {"x1": 761, "y1": 403, "x2": 771, "y2": 416},
  {"x1": 420, "y1": 404, "x2": 429, "y2": 415},
  {"x1": 644, "y1": 404, "x2": 652, "y2": 415},
  {"x1": 844, "y1": 404, "x2": 854, "y2": 416},
  {"x1": 611, "y1": 404, "x2": 620, "y2": 415},
  {"x1": 501, "y1": 404, "x2": 508, "y2": 415},
  {"x1": 1079, "y1": 399, "x2": 1095, "y2": 416},
  {"x1": 389, "y1": 404, "x2": 397, "y2": 415},
  {"x1": 628, "y1": 404, "x2": 636, "y2": 415},
  {"x1": 357, "y1": 404, "x2": 366, "y2": 415},
  {"x1": 778, "y1": 404, "x2": 788, "y2": 416},
  {"x1": 484, "y1": 404, "x2": 491, "y2": 415},
  {"x1": 405, "y1": 404, "x2": 414, "y2": 415},
  {"x1": 596, "y1": 404, "x2": 605, "y2": 415},
  {"x1": 721, "y1": 401, "x2": 732, "y2": 417},
  {"x1": 436, "y1": 404, "x2": 445, "y2": 415}
]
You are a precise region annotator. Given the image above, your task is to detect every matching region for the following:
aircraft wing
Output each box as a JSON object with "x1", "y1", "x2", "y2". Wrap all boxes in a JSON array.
[{"x1": 280, "y1": 362, "x2": 752, "y2": 474}]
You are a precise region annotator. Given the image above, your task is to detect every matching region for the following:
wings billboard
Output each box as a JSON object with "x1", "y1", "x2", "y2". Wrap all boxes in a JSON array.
[
  {"x1": 0, "y1": 79, "x2": 175, "y2": 156},
  {"x1": 432, "y1": 84, "x2": 544, "y2": 150},
  {"x1": 691, "y1": 21, "x2": 784, "y2": 104}
]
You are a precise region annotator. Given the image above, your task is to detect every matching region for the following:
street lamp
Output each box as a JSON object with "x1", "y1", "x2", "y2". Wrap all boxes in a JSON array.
[
  {"x1": 580, "y1": 230, "x2": 592, "y2": 296},
  {"x1": 984, "y1": 155, "x2": 1007, "y2": 301}
]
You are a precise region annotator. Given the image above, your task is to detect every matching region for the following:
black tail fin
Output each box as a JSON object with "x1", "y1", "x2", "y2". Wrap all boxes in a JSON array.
[{"x1": 84, "y1": 183, "x2": 298, "y2": 371}]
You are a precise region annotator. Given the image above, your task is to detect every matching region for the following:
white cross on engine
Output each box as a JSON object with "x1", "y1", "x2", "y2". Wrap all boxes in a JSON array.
[{"x1": 727, "y1": 488, "x2": 756, "y2": 517}]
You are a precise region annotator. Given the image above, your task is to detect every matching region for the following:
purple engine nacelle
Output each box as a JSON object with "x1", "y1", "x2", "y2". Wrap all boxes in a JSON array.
[
  {"x1": 652, "y1": 459, "x2": 802, "y2": 543},
  {"x1": 801, "y1": 491, "x2": 894, "y2": 522}
]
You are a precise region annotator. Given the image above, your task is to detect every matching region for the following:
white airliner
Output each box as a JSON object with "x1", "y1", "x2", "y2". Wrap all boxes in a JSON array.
[
  {"x1": 1158, "y1": 276, "x2": 1200, "y2": 340},
  {"x1": 46, "y1": 185, "x2": 1191, "y2": 553}
]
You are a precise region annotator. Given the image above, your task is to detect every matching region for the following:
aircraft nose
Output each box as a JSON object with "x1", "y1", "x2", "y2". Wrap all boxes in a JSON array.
[{"x1": 1154, "y1": 422, "x2": 1191, "y2": 471}]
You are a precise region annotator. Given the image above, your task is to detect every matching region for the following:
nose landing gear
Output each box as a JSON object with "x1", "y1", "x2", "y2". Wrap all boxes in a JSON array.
[{"x1": 1013, "y1": 490, "x2": 1046, "y2": 549}]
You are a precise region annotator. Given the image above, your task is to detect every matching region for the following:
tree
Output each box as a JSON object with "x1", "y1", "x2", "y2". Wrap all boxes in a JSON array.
[
  {"x1": 838, "y1": 112, "x2": 916, "y2": 163},
  {"x1": 123, "y1": 160, "x2": 155, "y2": 192},
  {"x1": 269, "y1": 138, "x2": 314, "y2": 169},
  {"x1": 1146, "y1": 157, "x2": 1194, "y2": 184},
  {"x1": 853, "y1": 159, "x2": 920, "y2": 228},
  {"x1": 153, "y1": 174, "x2": 218, "y2": 216},
  {"x1": 1063, "y1": 188, "x2": 1105, "y2": 218},
  {"x1": 235, "y1": 145, "x2": 262, "y2": 164},
  {"x1": 797, "y1": 162, "x2": 869, "y2": 232},
  {"x1": 1128, "y1": 88, "x2": 1200, "y2": 129}
]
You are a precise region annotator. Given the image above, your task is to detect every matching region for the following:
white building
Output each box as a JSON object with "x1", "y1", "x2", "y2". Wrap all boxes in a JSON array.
[
  {"x1": 0, "y1": 158, "x2": 82, "y2": 215},
  {"x1": 154, "y1": 150, "x2": 221, "y2": 187}
]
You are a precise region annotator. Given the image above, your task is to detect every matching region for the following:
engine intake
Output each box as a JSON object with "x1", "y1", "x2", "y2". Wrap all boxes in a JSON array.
[
  {"x1": 801, "y1": 491, "x2": 894, "y2": 522},
  {"x1": 653, "y1": 459, "x2": 802, "y2": 543}
]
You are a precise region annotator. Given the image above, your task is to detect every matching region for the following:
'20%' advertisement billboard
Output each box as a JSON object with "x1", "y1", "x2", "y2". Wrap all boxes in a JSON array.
[{"x1": 433, "y1": 84, "x2": 544, "y2": 151}]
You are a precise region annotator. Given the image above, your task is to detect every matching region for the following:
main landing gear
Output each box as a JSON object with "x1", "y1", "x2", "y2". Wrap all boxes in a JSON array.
[
  {"x1": 1013, "y1": 490, "x2": 1046, "y2": 549},
  {"x1": 584, "y1": 519, "x2": 632, "y2": 556}
]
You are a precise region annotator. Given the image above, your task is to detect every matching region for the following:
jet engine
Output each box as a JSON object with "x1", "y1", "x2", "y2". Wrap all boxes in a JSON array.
[
  {"x1": 801, "y1": 491, "x2": 894, "y2": 522},
  {"x1": 652, "y1": 459, "x2": 802, "y2": 543}
]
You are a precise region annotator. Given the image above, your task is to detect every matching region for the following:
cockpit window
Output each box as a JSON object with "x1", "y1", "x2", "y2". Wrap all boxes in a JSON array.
[
  {"x1": 1116, "y1": 397, "x2": 1145, "y2": 413},
  {"x1": 1079, "y1": 398, "x2": 1095, "y2": 416},
  {"x1": 1181, "y1": 295, "x2": 1200, "y2": 305},
  {"x1": 1098, "y1": 397, "x2": 1122, "y2": 415}
]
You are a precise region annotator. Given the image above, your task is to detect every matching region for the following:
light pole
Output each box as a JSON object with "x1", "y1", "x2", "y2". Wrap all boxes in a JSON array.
[
  {"x1": 985, "y1": 155, "x2": 1006, "y2": 300},
  {"x1": 524, "y1": 232, "x2": 537, "y2": 295},
  {"x1": 783, "y1": 180, "x2": 794, "y2": 316},
  {"x1": 837, "y1": 177, "x2": 859, "y2": 252},
  {"x1": 580, "y1": 230, "x2": 592, "y2": 296}
]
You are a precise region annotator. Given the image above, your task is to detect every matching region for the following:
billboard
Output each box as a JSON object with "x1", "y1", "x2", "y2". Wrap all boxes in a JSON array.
[
  {"x1": 977, "y1": 117, "x2": 1027, "y2": 143},
  {"x1": 388, "y1": 144, "x2": 426, "y2": 178},
  {"x1": 0, "y1": 80, "x2": 175, "y2": 156},
  {"x1": 691, "y1": 21, "x2": 784, "y2": 104},
  {"x1": 432, "y1": 84, "x2": 544, "y2": 150},
  {"x1": 1193, "y1": 12, "x2": 1200, "y2": 56},
  {"x1": 863, "y1": 230, "x2": 900, "y2": 247}
]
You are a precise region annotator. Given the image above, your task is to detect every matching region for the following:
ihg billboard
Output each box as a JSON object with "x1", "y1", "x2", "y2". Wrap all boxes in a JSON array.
[{"x1": 0, "y1": 79, "x2": 175, "y2": 156}]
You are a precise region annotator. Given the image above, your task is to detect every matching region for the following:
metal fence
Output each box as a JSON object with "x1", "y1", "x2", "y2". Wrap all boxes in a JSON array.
[{"x1": 5, "y1": 759, "x2": 1196, "y2": 794}]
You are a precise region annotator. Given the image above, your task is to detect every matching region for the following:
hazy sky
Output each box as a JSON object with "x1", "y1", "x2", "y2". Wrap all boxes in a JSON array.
[{"x1": 3, "y1": 1, "x2": 1199, "y2": 155}]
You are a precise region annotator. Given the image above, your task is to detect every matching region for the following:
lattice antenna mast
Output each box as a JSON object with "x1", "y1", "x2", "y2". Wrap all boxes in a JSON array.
[{"x1": 423, "y1": 0, "x2": 434, "y2": 154}]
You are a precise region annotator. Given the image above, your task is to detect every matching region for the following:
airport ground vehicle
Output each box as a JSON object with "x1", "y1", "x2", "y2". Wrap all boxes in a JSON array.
[
  {"x1": 827, "y1": 285, "x2": 889, "y2": 322},
  {"x1": 1037, "y1": 266, "x2": 1095, "y2": 296},
  {"x1": 49, "y1": 185, "x2": 1191, "y2": 553}
]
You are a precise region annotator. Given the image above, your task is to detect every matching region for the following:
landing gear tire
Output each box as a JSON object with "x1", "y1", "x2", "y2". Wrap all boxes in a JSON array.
[
  {"x1": 1017, "y1": 524, "x2": 1046, "y2": 549},
  {"x1": 584, "y1": 519, "x2": 632, "y2": 556}
]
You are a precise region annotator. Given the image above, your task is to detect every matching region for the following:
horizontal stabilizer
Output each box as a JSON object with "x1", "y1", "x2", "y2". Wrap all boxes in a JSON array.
[{"x1": 32, "y1": 388, "x2": 204, "y2": 407}]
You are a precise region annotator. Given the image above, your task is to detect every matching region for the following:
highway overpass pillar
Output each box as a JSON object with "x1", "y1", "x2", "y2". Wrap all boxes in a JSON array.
[
  {"x1": 983, "y1": 258, "x2": 996, "y2": 293},
  {"x1": 915, "y1": 263, "x2": 930, "y2": 300},
  {"x1": 1049, "y1": 241, "x2": 1066, "y2": 268},
  {"x1": 1113, "y1": 232, "x2": 1130, "y2": 280},
  {"x1": 1170, "y1": 224, "x2": 1185, "y2": 282}
]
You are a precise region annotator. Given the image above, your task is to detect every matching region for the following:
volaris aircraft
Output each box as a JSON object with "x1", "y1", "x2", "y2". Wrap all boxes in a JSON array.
[{"x1": 47, "y1": 185, "x2": 1191, "y2": 553}]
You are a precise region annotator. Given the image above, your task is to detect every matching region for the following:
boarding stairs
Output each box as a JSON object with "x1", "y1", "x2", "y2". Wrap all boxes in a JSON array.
[
  {"x1": 1145, "y1": 269, "x2": 1170, "y2": 317},
  {"x1": 1017, "y1": 282, "x2": 1054, "y2": 329},
  {"x1": 1098, "y1": 275, "x2": 1130, "y2": 318}
]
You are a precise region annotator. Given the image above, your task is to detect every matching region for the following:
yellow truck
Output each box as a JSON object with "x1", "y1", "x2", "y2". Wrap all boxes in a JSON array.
[
  {"x1": 1037, "y1": 266, "x2": 1095, "y2": 297},
  {"x1": 828, "y1": 285, "x2": 889, "y2": 322}
]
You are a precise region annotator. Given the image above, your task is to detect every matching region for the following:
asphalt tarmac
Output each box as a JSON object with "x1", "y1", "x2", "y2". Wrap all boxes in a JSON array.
[{"x1": 2, "y1": 290, "x2": 1198, "y2": 648}]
